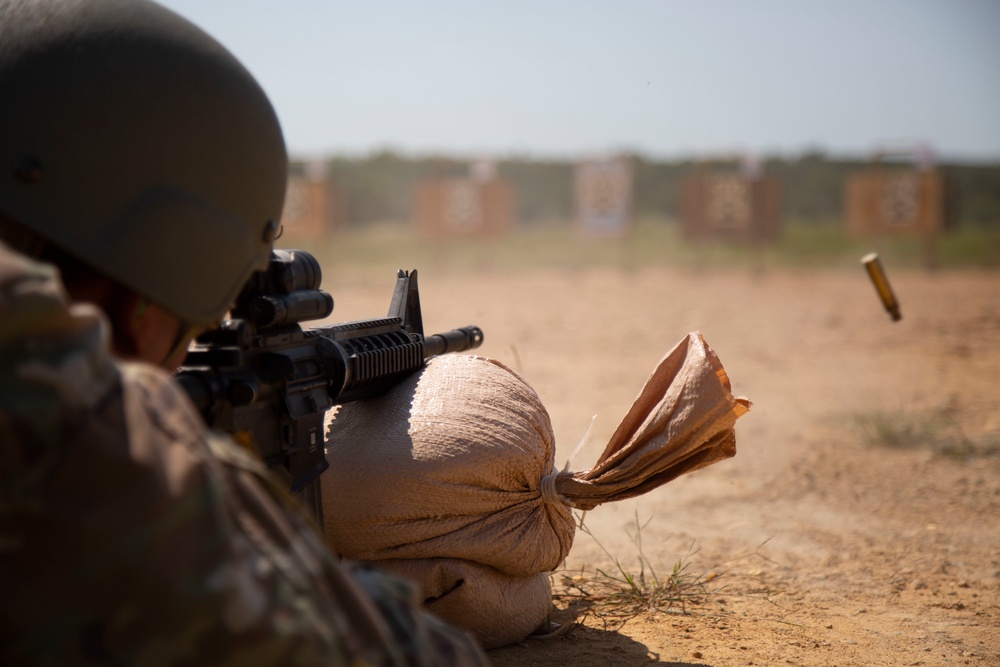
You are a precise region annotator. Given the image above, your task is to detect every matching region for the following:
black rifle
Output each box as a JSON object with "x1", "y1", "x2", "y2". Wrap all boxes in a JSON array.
[{"x1": 175, "y1": 249, "x2": 483, "y2": 522}]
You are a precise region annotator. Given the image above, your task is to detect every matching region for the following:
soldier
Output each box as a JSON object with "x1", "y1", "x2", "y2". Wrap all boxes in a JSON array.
[{"x1": 0, "y1": 0, "x2": 487, "y2": 664}]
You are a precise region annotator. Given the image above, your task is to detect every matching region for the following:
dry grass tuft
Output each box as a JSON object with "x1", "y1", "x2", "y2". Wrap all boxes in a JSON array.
[
  {"x1": 551, "y1": 512, "x2": 722, "y2": 631},
  {"x1": 851, "y1": 406, "x2": 1000, "y2": 460}
]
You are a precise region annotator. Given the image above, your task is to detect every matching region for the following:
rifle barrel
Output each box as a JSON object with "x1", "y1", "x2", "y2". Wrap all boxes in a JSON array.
[{"x1": 423, "y1": 326, "x2": 484, "y2": 358}]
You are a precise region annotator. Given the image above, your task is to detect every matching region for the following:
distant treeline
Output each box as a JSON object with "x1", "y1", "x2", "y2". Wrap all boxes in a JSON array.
[{"x1": 320, "y1": 151, "x2": 1000, "y2": 227}]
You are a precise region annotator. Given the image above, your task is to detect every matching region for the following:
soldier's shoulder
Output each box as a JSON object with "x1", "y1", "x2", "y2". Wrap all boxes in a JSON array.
[{"x1": 0, "y1": 243, "x2": 119, "y2": 466}]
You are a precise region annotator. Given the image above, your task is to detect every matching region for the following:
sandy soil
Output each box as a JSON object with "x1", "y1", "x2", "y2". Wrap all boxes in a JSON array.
[{"x1": 325, "y1": 259, "x2": 1000, "y2": 667}]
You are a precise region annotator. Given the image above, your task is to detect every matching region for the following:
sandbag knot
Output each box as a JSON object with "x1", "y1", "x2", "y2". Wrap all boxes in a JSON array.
[{"x1": 539, "y1": 471, "x2": 571, "y2": 507}]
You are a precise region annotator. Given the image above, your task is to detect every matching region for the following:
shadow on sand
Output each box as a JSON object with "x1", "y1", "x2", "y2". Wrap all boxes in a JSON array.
[{"x1": 486, "y1": 602, "x2": 714, "y2": 667}]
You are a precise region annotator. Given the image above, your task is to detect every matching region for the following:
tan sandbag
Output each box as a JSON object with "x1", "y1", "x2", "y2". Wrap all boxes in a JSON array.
[
  {"x1": 367, "y1": 558, "x2": 552, "y2": 650},
  {"x1": 322, "y1": 355, "x2": 575, "y2": 576},
  {"x1": 322, "y1": 331, "x2": 750, "y2": 648}
]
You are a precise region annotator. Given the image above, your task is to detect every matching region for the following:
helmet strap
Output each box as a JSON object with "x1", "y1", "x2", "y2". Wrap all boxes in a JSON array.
[{"x1": 160, "y1": 322, "x2": 204, "y2": 371}]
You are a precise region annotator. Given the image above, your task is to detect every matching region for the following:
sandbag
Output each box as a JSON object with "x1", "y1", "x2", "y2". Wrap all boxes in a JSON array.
[
  {"x1": 323, "y1": 331, "x2": 750, "y2": 648},
  {"x1": 370, "y1": 559, "x2": 552, "y2": 650},
  {"x1": 322, "y1": 354, "x2": 574, "y2": 576}
]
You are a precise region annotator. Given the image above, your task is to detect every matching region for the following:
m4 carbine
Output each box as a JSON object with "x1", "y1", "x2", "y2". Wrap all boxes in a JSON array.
[{"x1": 175, "y1": 249, "x2": 483, "y2": 522}]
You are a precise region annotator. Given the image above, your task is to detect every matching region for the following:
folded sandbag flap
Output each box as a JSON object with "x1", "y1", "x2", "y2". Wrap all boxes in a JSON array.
[{"x1": 554, "y1": 331, "x2": 751, "y2": 510}]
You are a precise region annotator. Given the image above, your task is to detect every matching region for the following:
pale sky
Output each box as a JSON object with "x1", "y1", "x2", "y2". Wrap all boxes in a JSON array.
[{"x1": 157, "y1": 0, "x2": 1000, "y2": 162}]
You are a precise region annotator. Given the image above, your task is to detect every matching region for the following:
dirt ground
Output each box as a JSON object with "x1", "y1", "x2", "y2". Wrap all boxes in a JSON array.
[{"x1": 325, "y1": 258, "x2": 1000, "y2": 667}]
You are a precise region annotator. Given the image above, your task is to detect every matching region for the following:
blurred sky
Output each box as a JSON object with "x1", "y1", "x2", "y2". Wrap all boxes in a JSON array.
[{"x1": 156, "y1": 0, "x2": 1000, "y2": 162}]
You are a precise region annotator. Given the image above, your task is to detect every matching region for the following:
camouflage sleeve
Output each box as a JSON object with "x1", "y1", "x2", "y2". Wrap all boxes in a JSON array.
[{"x1": 0, "y1": 243, "x2": 488, "y2": 667}]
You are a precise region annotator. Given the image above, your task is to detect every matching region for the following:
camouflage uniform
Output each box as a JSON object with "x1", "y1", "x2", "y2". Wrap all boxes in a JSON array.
[{"x1": 0, "y1": 242, "x2": 488, "y2": 666}]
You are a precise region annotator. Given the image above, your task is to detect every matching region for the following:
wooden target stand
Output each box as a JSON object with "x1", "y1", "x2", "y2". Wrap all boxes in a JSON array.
[
  {"x1": 846, "y1": 149, "x2": 949, "y2": 268},
  {"x1": 280, "y1": 161, "x2": 345, "y2": 239},
  {"x1": 415, "y1": 178, "x2": 514, "y2": 239},
  {"x1": 574, "y1": 156, "x2": 634, "y2": 237},
  {"x1": 679, "y1": 161, "x2": 782, "y2": 243}
]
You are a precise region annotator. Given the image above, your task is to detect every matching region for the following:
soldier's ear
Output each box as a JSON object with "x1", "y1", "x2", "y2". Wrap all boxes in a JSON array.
[{"x1": 107, "y1": 292, "x2": 144, "y2": 360}]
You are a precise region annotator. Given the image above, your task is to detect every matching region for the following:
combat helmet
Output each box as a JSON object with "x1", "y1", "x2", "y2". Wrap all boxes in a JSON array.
[{"x1": 0, "y1": 0, "x2": 287, "y2": 326}]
